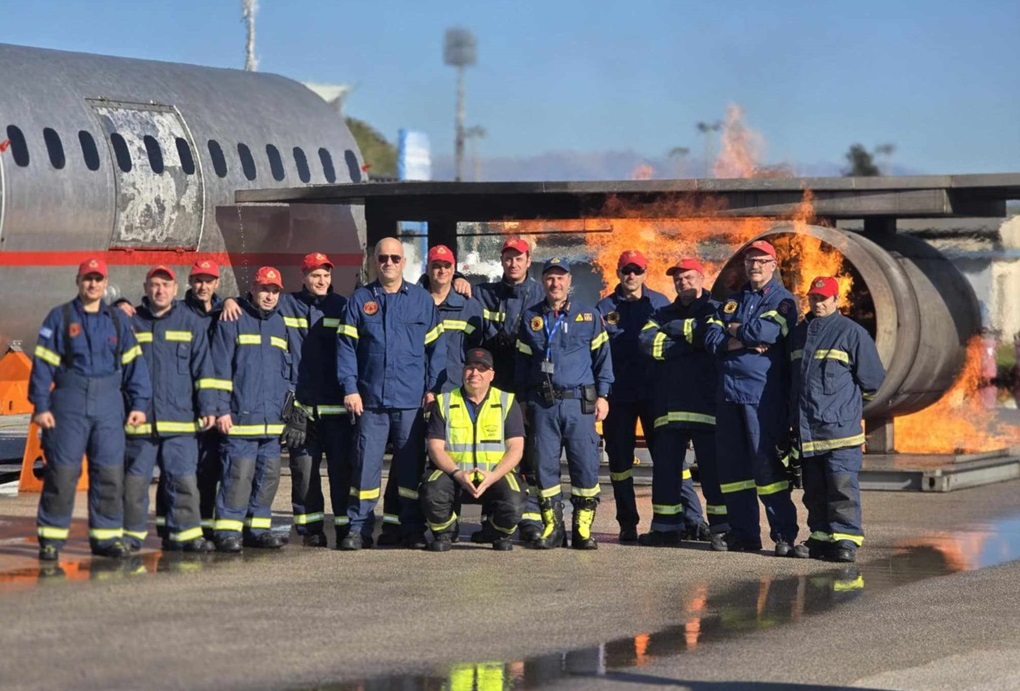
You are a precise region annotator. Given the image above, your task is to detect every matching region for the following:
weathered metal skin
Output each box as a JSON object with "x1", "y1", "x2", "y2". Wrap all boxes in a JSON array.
[
  {"x1": 0, "y1": 43, "x2": 366, "y2": 350},
  {"x1": 712, "y1": 224, "x2": 981, "y2": 419}
]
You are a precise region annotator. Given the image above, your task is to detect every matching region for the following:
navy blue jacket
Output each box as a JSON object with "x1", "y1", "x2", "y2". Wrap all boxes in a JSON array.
[
  {"x1": 210, "y1": 298, "x2": 294, "y2": 437},
  {"x1": 790, "y1": 312, "x2": 885, "y2": 456},
  {"x1": 419, "y1": 277, "x2": 484, "y2": 392},
  {"x1": 277, "y1": 288, "x2": 347, "y2": 409},
  {"x1": 474, "y1": 276, "x2": 544, "y2": 391},
  {"x1": 597, "y1": 285, "x2": 669, "y2": 403},
  {"x1": 29, "y1": 297, "x2": 151, "y2": 415},
  {"x1": 638, "y1": 291, "x2": 720, "y2": 429},
  {"x1": 704, "y1": 277, "x2": 797, "y2": 405},
  {"x1": 183, "y1": 289, "x2": 223, "y2": 337},
  {"x1": 337, "y1": 280, "x2": 444, "y2": 409},
  {"x1": 129, "y1": 299, "x2": 218, "y2": 436},
  {"x1": 515, "y1": 299, "x2": 615, "y2": 398}
]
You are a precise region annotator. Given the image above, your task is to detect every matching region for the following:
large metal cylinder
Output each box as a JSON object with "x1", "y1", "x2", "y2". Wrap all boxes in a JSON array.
[{"x1": 711, "y1": 224, "x2": 981, "y2": 418}]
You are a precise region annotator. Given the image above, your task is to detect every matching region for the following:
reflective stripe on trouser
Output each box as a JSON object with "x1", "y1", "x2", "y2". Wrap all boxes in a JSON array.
[
  {"x1": 649, "y1": 427, "x2": 713, "y2": 532},
  {"x1": 289, "y1": 416, "x2": 352, "y2": 535},
  {"x1": 801, "y1": 445, "x2": 863, "y2": 547},
  {"x1": 124, "y1": 434, "x2": 201, "y2": 548},
  {"x1": 602, "y1": 398, "x2": 654, "y2": 529},
  {"x1": 214, "y1": 437, "x2": 281, "y2": 538},
  {"x1": 36, "y1": 372, "x2": 125, "y2": 549},
  {"x1": 421, "y1": 469, "x2": 524, "y2": 536},
  {"x1": 715, "y1": 401, "x2": 798, "y2": 544},
  {"x1": 346, "y1": 408, "x2": 426, "y2": 538},
  {"x1": 529, "y1": 396, "x2": 601, "y2": 507}
]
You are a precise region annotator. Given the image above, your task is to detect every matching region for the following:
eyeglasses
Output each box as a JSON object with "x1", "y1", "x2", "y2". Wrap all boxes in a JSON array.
[
  {"x1": 620, "y1": 266, "x2": 645, "y2": 276},
  {"x1": 744, "y1": 257, "x2": 775, "y2": 266},
  {"x1": 377, "y1": 254, "x2": 403, "y2": 264}
]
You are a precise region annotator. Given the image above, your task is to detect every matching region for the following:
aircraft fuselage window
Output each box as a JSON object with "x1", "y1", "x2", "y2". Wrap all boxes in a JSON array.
[
  {"x1": 176, "y1": 137, "x2": 195, "y2": 175},
  {"x1": 237, "y1": 143, "x2": 257, "y2": 181},
  {"x1": 319, "y1": 147, "x2": 336, "y2": 183},
  {"x1": 293, "y1": 146, "x2": 311, "y2": 183},
  {"x1": 5, "y1": 125, "x2": 30, "y2": 167},
  {"x1": 110, "y1": 132, "x2": 132, "y2": 173},
  {"x1": 43, "y1": 127, "x2": 66, "y2": 170},
  {"x1": 79, "y1": 130, "x2": 101, "y2": 171},
  {"x1": 266, "y1": 144, "x2": 285, "y2": 182},
  {"x1": 208, "y1": 139, "x2": 227, "y2": 178},
  {"x1": 143, "y1": 135, "x2": 164, "y2": 174}
]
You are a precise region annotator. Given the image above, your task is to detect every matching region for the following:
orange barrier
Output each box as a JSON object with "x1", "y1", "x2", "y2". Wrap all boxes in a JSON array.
[
  {"x1": 0, "y1": 347, "x2": 32, "y2": 415},
  {"x1": 18, "y1": 421, "x2": 88, "y2": 493}
]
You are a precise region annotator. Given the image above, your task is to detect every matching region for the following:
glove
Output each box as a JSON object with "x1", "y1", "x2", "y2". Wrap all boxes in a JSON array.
[
  {"x1": 281, "y1": 405, "x2": 308, "y2": 449},
  {"x1": 777, "y1": 433, "x2": 802, "y2": 489}
]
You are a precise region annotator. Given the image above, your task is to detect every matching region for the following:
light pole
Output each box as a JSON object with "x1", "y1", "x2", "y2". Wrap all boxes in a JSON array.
[
  {"x1": 242, "y1": 0, "x2": 258, "y2": 71},
  {"x1": 444, "y1": 28, "x2": 477, "y2": 182},
  {"x1": 464, "y1": 125, "x2": 486, "y2": 181}
]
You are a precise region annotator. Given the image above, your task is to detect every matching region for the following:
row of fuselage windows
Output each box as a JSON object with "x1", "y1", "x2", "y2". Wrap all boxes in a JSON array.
[{"x1": 3, "y1": 124, "x2": 339, "y2": 183}]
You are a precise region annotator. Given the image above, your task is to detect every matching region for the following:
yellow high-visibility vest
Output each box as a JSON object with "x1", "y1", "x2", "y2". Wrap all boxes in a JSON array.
[{"x1": 437, "y1": 387, "x2": 514, "y2": 472}]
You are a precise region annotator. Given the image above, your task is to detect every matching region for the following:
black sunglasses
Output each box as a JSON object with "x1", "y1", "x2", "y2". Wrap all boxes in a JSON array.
[
  {"x1": 620, "y1": 266, "x2": 645, "y2": 276},
  {"x1": 377, "y1": 254, "x2": 403, "y2": 264}
]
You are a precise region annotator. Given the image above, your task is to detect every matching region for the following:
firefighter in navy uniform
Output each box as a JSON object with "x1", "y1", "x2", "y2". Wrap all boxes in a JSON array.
[
  {"x1": 704, "y1": 240, "x2": 801, "y2": 556},
  {"x1": 30, "y1": 258, "x2": 151, "y2": 560},
  {"x1": 208, "y1": 266, "x2": 294, "y2": 553},
  {"x1": 336, "y1": 237, "x2": 444, "y2": 550},
  {"x1": 122, "y1": 265, "x2": 218, "y2": 552},
  {"x1": 420, "y1": 245, "x2": 483, "y2": 393},
  {"x1": 789, "y1": 276, "x2": 885, "y2": 562},
  {"x1": 421, "y1": 348, "x2": 526, "y2": 552},
  {"x1": 638, "y1": 258, "x2": 726, "y2": 545},
  {"x1": 515, "y1": 258, "x2": 614, "y2": 550}
]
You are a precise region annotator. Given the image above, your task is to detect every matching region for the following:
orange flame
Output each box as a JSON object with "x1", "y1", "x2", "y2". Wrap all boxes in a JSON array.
[{"x1": 713, "y1": 104, "x2": 764, "y2": 179}]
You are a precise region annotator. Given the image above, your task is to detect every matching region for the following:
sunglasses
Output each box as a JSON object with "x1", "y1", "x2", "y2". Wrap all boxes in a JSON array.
[
  {"x1": 377, "y1": 254, "x2": 403, "y2": 264},
  {"x1": 620, "y1": 266, "x2": 645, "y2": 276}
]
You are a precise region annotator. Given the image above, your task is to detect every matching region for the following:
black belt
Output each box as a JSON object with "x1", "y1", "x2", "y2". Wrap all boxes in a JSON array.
[{"x1": 533, "y1": 386, "x2": 580, "y2": 400}]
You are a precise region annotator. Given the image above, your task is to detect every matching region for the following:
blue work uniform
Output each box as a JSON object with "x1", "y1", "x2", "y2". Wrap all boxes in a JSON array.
[
  {"x1": 123, "y1": 299, "x2": 218, "y2": 549},
  {"x1": 209, "y1": 298, "x2": 294, "y2": 540},
  {"x1": 790, "y1": 311, "x2": 885, "y2": 554},
  {"x1": 30, "y1": 297, "x2": 151, "y2": 551},
  {"x1": 277, "y1": 288, "x2": 352, "y2": 540},
  {"x1": 515, "y1": 299, "x2": 614, "y2": 506},
  {"x1": 639, "y1": 291, "x2": 727, "y2": 535},
  {"x1": 337, "y1": 280, "x2": 443, "y2": 543},
  {"x1": 704, "y1": 277, "x2": 799, "y2": 547},
  {"x1": 417, "y1": 277, "x2": 484, "y2": 393}
]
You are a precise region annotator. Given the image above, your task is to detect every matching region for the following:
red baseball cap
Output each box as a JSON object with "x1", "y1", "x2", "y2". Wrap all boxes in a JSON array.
[
  {"x1": 666, "y1": 258, "x2": 706, "y2": 276},
  {"x1": 190, "y1": 259, "x2": 220, "y2": 278},
  {"x1": 744, "y1": 239, "x2": 777, "y2": 259},
  {"x1": 301, "y1": 252, "x2": 334, "y2": 273},
  {"x1": 808, "y1": 276, "x2": 839, "y2": 299},
  {"x1": 145, "y1": 265, "x2": 177, "y2": 281},
  {"x1": 427, "y1": 245, "x2": 455, "y2": 264},
  {"x1": 501, "y1": 237, "x2": 530, "y2": 255},
  {"x1": 253, "y1": 266, "x2": 284, "y2": 290},
  {"x1": 77, "y1": 257, "x2": 108, "y2": 279},
  {"x1": 617, "y1": 250, "x2": 648, "y2": 271}
]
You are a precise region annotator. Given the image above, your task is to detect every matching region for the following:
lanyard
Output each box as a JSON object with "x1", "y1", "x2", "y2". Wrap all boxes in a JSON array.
[{"x1": 544, "y1": 312, "x2": 566, "y2": 361}]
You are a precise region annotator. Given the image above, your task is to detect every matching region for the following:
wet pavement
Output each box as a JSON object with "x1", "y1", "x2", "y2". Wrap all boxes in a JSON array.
[{"x1": 0, "y1": 479, "x2": 1018, "y2": 690}]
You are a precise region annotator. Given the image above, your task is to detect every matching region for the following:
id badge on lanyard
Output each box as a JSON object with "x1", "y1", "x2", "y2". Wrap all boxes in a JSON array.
[{"x1": 542, "y1": 313, "x2": 567, "y2": 375}]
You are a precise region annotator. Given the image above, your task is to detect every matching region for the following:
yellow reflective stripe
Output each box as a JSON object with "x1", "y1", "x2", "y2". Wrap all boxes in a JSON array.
[
  {"x1": 427, "y1": 469, "x2": 444, "y2": 482},
  {"x1": 759, "y1": 310, "x2": 789, "y2": 336},
  {"x1": 214, "y1": 519, "x2": 244, "y2": 532},
  {"x1": 653, "y1": 412, "x2": 717, "y2": 428},
  {"x1": 428, "y1": 512, "x2": 459, "y2": 532},
  {"x1": 124, "y1": 530, "x2": 148, "y2": 541},
  {"x1": 337, "y1": 324, "x2": 358, "y2": 339},
  {"x1": 227, "y1": 424, "x2": 285, "y2": 435},
  {"x1": 610, "y1": 469, "x2": 633, "y2": 482},
  {"x1": 37, "y1": 526, "x2": 70, "y2": 539},
  {"x1": 682, "y1": 468, "x2": 692, "y2": 480},
  {"x1": 442, "y1": 319, "x2": 468, "y2": 332},
  {"x1": 539, "y1": 484, "x2": 562, "y2": 499},
  {"x1": 121, "y1": 344, "x2": 142, "y2": 365},
  {"x1": 237, "y1": 334, "x2": 261, "y2": 345},
  {"x1": 169, "y1": 526, "x2": 205, "y2": 542},
  {"x1": 590, "y1": 331, "x2": 609, "y2": 350},
  {"x1": 334, "y1": 516, "x2": 350, "y2": 526},
  {"x1": 720, "y1": 479, "x2": 756, "y2": 494},
  {"x1": 134, "y1": 332, "x2": 154, "y2": 343},
  {"x1": 126, "y1": 423, "x2": 152, "y2": 435},
  {"x1": 801, "y1": 433, "x2": 866, "y2": 454},
  {"x1": 862, "y1": 392, "x2": 876, "y2": 401},
  {"x1": 652, "y1": 332, "x2": 667, "y2": 360},
  {"x1": 293, "y1": 512, "x2": 325, "y2": 525},
  {"x1": 33, "y1": 345, "x2": 62, "y2": 366},
  {"x1": 571, "y1": 483, "x2": 601, "y2": 497},
  {"x1": 790, "y1": 349, "x2": 803, "y2": 361},
  {"x1": 683, "y1": 318, "x2": 695, "y2": 344},
  {"x1": 322, "y1": 318, "x2": 340, "y2": 328},
  {"x1": 89, "y1": 528, "x2": 124, "y2": 540},
  {"x1": 317, "y1": 405, "x2": 348, "y2": 415},
  {"x1": 814, "y1": 349, "x2": 849, "y2": 364},
  {"x1": 246, "y1": 517, "x2": 272, "y2": 529},
  {"x1": 199, "y1": 519, "x2": 213, "y2": 529},
  {"x1": 810, "y1": 531, "x2": 834, "y2": 542},
  {"x1": 522, "y1": 512, "x2": 542, "y2": 522},
  {"x1": 706, "y1": 317, "x2": 724, "y2": 327},
  {"x1": 424, "y1": 324, "x2": 443, "y2": 345},
  {"x1": 350, "y1": 487, "x2": 381, "y2": 501},
  {"x1": 483, "y1": 309, "x2": 505, "y2": 323},
  {"x1": 706, "y1": 504, "x2": 728, "y2": 515},
  {"x1": 757, "y1": 480, "x2": 790, "y2": 495},
  {"x1": 270, "y1": 336, "x2": 288, "y2": 351},
  {"x1": 382, "y1": 513, "x2": 401, "y2": 525},
  {"x1": 832, "y1": 532, "x2": 864, "y2": 546},
  {"x1": 155, "y1": 517, "x2": 168, "y2": 527},
  {"x1": 834, "y1": 575, "x2": 864, "y2": 592},
  {"x1": 159, "y1": 420, "x2": 200, "y2": 433},
  {"x1": 266, "y1": 424, "x2": 284, "y2": 434},
  {"x1": 506, "y1": 473, "x2": 520, "y2": 493},
  {"x1": 198, "y1": 378, "x2": 233, "y2": 391},
  {"x1": 398, "y1": 486, "x2": 419, "y2": 500},
  {"x1": 641, "y1": 320, "x2": 659, "y2": 331},
  {"x1": 283, "y1": 316, "x2": 309, "y2": 329},
  {"x1": 652, "y1": 503, "x2": 683, "y2": 515},
  {"x1": 516, "y1": 339, "x2": 533, "y2": 356},
  {"x1": 165, "y1": 330, "x2": 193, "y2": 342}
]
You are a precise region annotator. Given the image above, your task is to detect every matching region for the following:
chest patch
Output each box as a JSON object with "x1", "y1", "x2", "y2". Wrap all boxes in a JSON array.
[
  {"x1": 605, "y1": 311, "x2": 619, "y2": 325},
  {"x1": 723, "y1": 300, "x2": 738, "y2": 315},
  {"x1": 68, "y1": 323, "x2": 82, "y2": 338},
  {"x1": 530, "y1": 315, "x2": 544, "y2": 332},
  {"x1": 363, "y1": 301, "x2": 379, "y2": 316}
]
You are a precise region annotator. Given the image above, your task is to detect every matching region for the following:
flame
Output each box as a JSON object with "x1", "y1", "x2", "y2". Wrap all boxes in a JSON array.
[
  {"x1": 630, "y1": 163, "x2": 655, "y2": 180},
  {"x1": 713, "y1": 104, "x2": 764, "y2": 179}
]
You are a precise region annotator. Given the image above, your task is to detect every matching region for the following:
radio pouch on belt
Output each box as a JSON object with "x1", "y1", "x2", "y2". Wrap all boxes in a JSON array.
[{"x1": 580, "y1": 384, "x2": 597, "y2": 415}]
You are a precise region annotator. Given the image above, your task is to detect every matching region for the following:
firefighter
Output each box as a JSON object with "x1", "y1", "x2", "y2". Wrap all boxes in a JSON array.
[
  {"x1": 209, "y1": 266, "x2": 294, "y2": 552},
  {"x1": 704, "y1": 240, "x2": 801, "y2": 556},
  {"x1": 421, "y1": 348, "x2": 526, "y2": 552},
  {"x1": 421, "y1": 245, "x2": 484, "y2": 392},
  {"x1": 515, "y1": 258, "x2": 614, "y2": 549},
  {"x1": 30, "y1": 258, "x2": 151, "y2": 560},
  {"x1": 638, "y1": 258, "x2": 725, "y2": 545},
  {"x1": 596, "y1": 249, "x2": 669, "y2": 542},
  {"x1": 122, "y1": 265, "x2": 218, "y2": 552},
  {"x1": 790, "y1": 276, "x2": 885, "y2": 562},
  {"x1": 336, "y1": 237, "x2": 444, "y2": 550}
]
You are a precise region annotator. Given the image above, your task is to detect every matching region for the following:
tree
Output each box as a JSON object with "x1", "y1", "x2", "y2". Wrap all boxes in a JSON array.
[{"x1": 345, "y1": 117, "x2": 397, "y2": 178}]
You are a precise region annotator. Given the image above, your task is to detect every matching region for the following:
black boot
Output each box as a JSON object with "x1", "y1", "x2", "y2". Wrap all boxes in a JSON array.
[
  {"x1": 532, "y1": 500, "x2": 565, "y2": 549},
  {"x1": 638, "y1": 530, "x2": 682, "y2": 547},
  {"x1": 302, "y1": 532, "x2": 328, "y2": 548},
  {"x1": 571, "y1": 498, "x2": 598, "y2": 550},
  {"x1": 243, "y1": 532, "x2": 285, "y2": 549},
  {"x1": 215, "y1": 535, "x2": 243, "y2": 553},
  {"x1": 427, "y1": 533, "x2": 453, "y2": 552}
]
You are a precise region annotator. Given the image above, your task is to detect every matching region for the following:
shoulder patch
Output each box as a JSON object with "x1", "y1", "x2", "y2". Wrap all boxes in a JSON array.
[
  {"x1": 363, "y1": 301, "x2": 379, "y2": 316},
  {"x1": 584, "y1": 312, "x2": 593, "y2": 321},
  {"x1": 530, "y1": 315, "x2": 544, "y2": 332},
  {"x1": 574, "y1": 313, "x2": 585, "y2": 322},
  {"x1": 723, "y1": 300, "x2": 738, "y2": 314},
  {"x1": 68, "y1": 323, "x2": 82, "y2": 338},
  {"x1": 779, "y1": 302, "x2": 790, "y2": 313},
  {"x1": 38, "y1": 326, "x2": 54, "y2": 339},
  {"x1": 605, "y1": 310, "x2": 619, "y2": 325}
]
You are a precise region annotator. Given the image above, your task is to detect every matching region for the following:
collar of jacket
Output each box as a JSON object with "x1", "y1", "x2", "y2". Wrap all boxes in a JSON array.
[
  {"x1": 500, "y1": 276, "x2": 536, "y2": 298},
  {"x1": 72, "y1": 295, "x2": 114, "y2": 319},
  {"x1": 138, "y1": 297, "x2": 179, "y2": 321},
  {"x1": 241, "y1": 296, "x2": 278, "y2": 320},
  {"x1": 612, "y1": 284, "x2": 652, "y2": 304},
  {"x1": 185, "y1": 289, "x2": 222, "y2": 314},
  {"x1": 297, "y1": 285, "x2": 332, "y2": 306},
  {"x1": 742, "y1": 276, "x2": 782, "y2": 296},
  {"x1": 369, "y1": 279, "x2": 410, "y2": 296},
  {"x1": 541, "y1": 299, "x2": 571, "y2": 316},
  {"x1": 672, "y1": 290, "x2": 710, "y2": 311},
  {"x1": 418, "y1": 275, "x2": 466, "y2": 309}
]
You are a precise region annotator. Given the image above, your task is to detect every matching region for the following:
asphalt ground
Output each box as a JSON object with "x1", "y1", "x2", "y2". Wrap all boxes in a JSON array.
[{"x1": 0, "y1": 477, "x2": 1018, "y2": 690}]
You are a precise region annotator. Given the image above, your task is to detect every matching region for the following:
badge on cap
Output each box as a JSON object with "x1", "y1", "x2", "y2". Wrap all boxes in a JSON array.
[
  {"x1": 363, "y1": 301, "x2": 379, "y2": 316},
  {"x1": 88, "y1": 260, "x2": 98, "y2": 268},
  {"x1": 605, "y1": 311, "x2": 619, "y2": 325},
  {"x1": 201, "y1": 261, "x2": 210, "y2": 268},
  {"x1": 723, "y1": 300, "x2": 738, "y2": 314},
  {"x1": 316, "y1": 253, "x2": 325, "y2": 261},
  {"x1": 530, "y1": 316, "x2": 544, "y2": 331}
]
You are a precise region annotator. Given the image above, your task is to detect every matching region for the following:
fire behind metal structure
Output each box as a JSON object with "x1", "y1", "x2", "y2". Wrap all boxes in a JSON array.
[{"x1": 236, "y1": 173, "x2": 1020, "y2": 491}]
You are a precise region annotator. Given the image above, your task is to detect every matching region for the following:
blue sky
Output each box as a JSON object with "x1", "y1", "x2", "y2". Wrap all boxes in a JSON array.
[{"x1": 2, "y1": 0, "x2": 1017, "y2": 178}]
